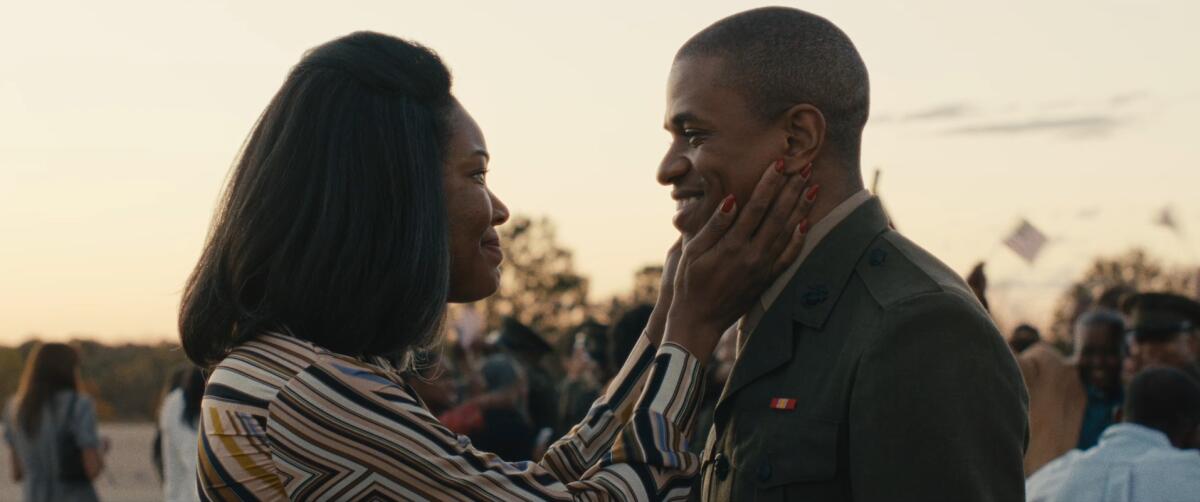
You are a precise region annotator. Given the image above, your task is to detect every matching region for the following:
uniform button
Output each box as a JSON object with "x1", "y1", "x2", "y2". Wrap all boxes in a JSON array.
[
  {"x1": 869, "y1": 248, "x2": 887, "y2": 266},
  {"x1": 803, "y1": 285, "x2": 829, "y2": 306},
  {"x1": 713, "y1": 453, "x2": 730, "y2": 480},
  {"x1": 757, "y1": 459, "x2": 772, "y2": 482}
]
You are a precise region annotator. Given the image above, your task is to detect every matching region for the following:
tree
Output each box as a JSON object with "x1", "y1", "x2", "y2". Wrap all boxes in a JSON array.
[
  {"x1": 478, "y1": 216, "x2": 591, "y2": 343},
  {"x1": 599, "y1": 265, "x2": 662, "y2": 324},
  {"x1": 0, "y1": 339, "x2": 191, "y2": 421},
  {"x1": 1050, "y1": 248, "x2": 1199, "y2": 342}
]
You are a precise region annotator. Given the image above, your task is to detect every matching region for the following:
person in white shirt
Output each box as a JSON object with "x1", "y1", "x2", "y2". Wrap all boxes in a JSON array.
[
  {"x1": 1026, "y1": 367, "x2": 1200, "y2": 502},
  {"x1": 158, "y1": 366, "x2": 203, "y2": 502}
]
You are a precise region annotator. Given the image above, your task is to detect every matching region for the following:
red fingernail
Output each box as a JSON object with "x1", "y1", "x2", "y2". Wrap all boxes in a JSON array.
[
  {"x1": 798, "y1": 218, "x2": 810, "y2": 235},
  {"x1": 805, "y1": 184, "x2": 821, "y2": 202},
  {"x1": 773, "y1": 159, "x2": 785, "y2": 174},
  {"x1": 721, "y1": 195, "x2": 736, "y2": 213},
  {"x1": 799, "y1": 163, "x2": 813, "y2": 180}
]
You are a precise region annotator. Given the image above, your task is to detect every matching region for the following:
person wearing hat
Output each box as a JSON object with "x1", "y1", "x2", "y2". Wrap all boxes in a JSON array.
[
  {"x1": 492, "y1": 317, "x2": 559, "y2": 436},
  {"x1": 1122, "y1": 292, "x2": 1200, "y2": 384}
]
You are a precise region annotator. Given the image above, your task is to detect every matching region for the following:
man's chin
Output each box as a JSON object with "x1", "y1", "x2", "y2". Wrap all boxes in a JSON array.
[{"x1": 672, "y1": 209, "x2": 709, "y2": 238}]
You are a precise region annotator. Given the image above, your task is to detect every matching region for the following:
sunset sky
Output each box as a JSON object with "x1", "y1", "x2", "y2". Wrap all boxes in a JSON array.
[{"x1": 2, "y1": 0, "x2": 1198, "y2": 343}]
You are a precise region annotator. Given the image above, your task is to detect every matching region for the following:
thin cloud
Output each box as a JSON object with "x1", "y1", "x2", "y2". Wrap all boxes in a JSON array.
[
  {"x1": 900, "y1": 103, "x2": 972, "y2": 122},
  {"x1": 944, "y1": 115, "x2": 1121, "y2": 137},
  {"x1": 1110, "y1": 91, "x2": 1148, "y2": 106}
]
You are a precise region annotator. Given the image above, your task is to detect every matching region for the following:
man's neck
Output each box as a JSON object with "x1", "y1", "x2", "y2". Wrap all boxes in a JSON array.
[{"x1": 805, "y1": 173, "x2": 865, "y2": 228}]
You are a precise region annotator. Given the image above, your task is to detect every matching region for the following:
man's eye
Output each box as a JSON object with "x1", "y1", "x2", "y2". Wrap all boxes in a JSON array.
[
  {"x1": 471, "y1": 171, "x2": 487, "y2": 184},
  {"x1": 683, "y1": 129, "x2": 706, "y2": 147}
]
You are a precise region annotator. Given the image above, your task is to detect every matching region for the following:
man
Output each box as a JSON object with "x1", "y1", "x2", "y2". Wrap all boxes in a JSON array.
[
  {"x1": 1020, "y1": 310, "x2": 1125, "y2": 476},
  {"x1": 492, "y1": 317, "x2": 558, "y2": 435},
  {"x1": 658, "y1": 7, "x2": 1028, "y2": 501},
  {"x1": 1121, "y1": 292, "x2": 1200, "y2": 383},
  {"x1": 1009, "y1": 324, "x2": 1042, "y2": 353},
  {"x1": 1025, "y1": 367, "x2": 1200, "y2": 501}
]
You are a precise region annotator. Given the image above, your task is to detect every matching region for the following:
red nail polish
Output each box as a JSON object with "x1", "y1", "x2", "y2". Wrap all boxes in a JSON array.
[
  {"x1": 773, "y1": 159, "x2": 785, "y2": 174},
  {"x1": 798, "y1": 218, "x2": 810, "y2": 235},
  {"x1": 805, "y1": 184, "x2": 821, "y2": 202},
  {"x1": 721, "y1": 195, "x2": 736, "y2": 213},
  {"x1": 799, "y1": 163, "x2": 813, "y2": 180}
]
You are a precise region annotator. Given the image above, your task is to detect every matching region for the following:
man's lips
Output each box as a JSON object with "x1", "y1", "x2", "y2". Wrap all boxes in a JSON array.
[
  {"x1": 671, "y1": 188, "x2": 706, "y2": 231},
  {"x1": 671, "y1": 188, "x2": 705, "y2": 211}
]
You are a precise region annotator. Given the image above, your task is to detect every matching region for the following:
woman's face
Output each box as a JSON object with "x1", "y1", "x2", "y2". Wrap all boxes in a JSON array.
[{"x1": 443, "y1": 102, "x2": 509, "y2": 302}]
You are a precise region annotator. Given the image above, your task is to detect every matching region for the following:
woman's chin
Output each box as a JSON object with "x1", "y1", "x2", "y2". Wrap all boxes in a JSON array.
[{"x1": 447, "y1": 272, "x2": 500, "y2": 303}]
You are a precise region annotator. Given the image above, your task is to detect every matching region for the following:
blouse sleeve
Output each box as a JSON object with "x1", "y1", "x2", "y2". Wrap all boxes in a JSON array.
[
  {"x1": 68, "y1": 394, "x2": 101, "y2": 449},
  {"x1": 267, "y1": 335, "x2": 704, "y2": 501}
]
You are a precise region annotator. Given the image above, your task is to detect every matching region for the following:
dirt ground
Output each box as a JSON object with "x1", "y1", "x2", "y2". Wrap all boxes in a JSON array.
[{"x1": 1, "y1": 422, "x2": 161, "y2": 502}]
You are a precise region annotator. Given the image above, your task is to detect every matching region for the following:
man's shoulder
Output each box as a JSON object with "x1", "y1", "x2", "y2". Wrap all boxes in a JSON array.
[
  {"x1": 1025, "y1": 450, "x2": 1084, "y2": 501},
  {"x1": 853, "y1": 230, "x2": 981, "y2": 314}
]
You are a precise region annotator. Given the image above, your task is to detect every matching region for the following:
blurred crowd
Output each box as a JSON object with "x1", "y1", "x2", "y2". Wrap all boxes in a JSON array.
[
  {"x1": 971, "y1": 265, "x2": 1200, "y2": 501},
  {"x1": 4, "y1": 282, "x2": 1200, "y2": 501}
]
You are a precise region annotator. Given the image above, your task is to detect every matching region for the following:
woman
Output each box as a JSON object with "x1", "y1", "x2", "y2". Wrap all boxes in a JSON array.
[
  {"x1": 158, "y1": 366, "x2": 204, "y2": 502},
  {"x1": 181, "y1": 31, "x2": 815, "y2": 500},
  {"x1": 2, "y1": 343, "x2": 104, "y2": 502}
]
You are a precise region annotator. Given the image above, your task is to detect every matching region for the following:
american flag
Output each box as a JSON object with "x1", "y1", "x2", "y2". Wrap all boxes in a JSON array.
[
  {"x1": 1003, "y1": 219, "x2": 1048, "y2": 264},
  {"x1": 1156, "y1": 206, "x2": 1180, "y2": 233}
]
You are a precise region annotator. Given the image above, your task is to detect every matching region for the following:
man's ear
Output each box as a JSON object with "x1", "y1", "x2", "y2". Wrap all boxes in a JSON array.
[{"x1": 782, "y1": 104, "x2": 826, "y2": 164}]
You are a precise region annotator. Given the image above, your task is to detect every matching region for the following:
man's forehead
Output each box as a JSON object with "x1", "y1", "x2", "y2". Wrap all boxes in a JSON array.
[{"x1": 664, "y1": 58, "x2": 743, "y2": 128}]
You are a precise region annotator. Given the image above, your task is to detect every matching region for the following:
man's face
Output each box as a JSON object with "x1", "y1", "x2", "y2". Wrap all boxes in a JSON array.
[
  {"x1": 658, "y1": 56, "x2": 784, "y2": 239},
  {"x1": 1124, "y1": 331, "x2": 1199, "y2": 383},
  {"x1": 1075, "y1": 325, "x2": 1122, "y2": 393}
]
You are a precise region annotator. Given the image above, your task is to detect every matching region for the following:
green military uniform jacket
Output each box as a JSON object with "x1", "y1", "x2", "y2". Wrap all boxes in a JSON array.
[{"x1": 698, "y1": 198, "x2": 1029, "y2": 501}]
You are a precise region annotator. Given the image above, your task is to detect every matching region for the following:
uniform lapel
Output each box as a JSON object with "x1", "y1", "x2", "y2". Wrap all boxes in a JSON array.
[{"x1": 715, "y1": 198, "x2": 891, "y2": 414}]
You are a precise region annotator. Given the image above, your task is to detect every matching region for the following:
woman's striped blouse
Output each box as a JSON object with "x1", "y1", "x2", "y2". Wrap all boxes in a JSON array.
[{"x1": 197, "y1": 332, "x2": 704, "y2": 501}]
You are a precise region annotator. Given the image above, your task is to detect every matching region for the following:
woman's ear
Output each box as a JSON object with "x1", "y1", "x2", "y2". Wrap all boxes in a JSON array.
[{"x1": 782, "y1": 104, "x2": 826, "y2": 164}]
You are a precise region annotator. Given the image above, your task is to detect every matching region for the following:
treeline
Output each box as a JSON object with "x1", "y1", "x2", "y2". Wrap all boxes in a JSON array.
[{"x1": 0, "y1": 340, "x2": 190, "y2": 422}]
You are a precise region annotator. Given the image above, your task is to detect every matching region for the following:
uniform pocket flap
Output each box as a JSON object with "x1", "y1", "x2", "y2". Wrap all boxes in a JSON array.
[{"x1": 752, "y1": 417, "x2": 839, "y2": 488}]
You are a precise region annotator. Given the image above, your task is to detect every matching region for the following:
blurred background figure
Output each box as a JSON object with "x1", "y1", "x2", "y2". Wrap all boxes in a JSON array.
[
  {"x1": 1071, "y1": 311, "x2": 1126, "y2": 450},
  {"x1": 1019, "y1": 310, "x2": 1125, "y2": 476},
  {"x1": 607, "y1": 305, "x2": 653, "y2": 381},
  {"x1": 966, "y1": 262, "x2": 989, "y2": 312},
  {"x1": 1121, "y1": 292, "x2": 1200, "y2": 384},
  {"x1": 465, "y1": 354, "x2": 535, "y2": 461},
  {"x1": 1009, "y1": 324, "x2": 1042, "y2": 354},
  {"x1": 557, "y1": 320, "x2": 607, "y2": 433},
  {"x1": 151, "y1": 366, "x2": 194, "y2": 483},
  {"x1": 2, "y1": 343, "x2": 105, "y2": 502},
  {"x1": 492, "y1": 317, "x2": 558, "y2": 437},
  {"x1": 158, "y1": 365, "x2": 204, "y2": 502},
  {"x1": 1025, "y1": 367, "x2": 1200, "y2": 502}
]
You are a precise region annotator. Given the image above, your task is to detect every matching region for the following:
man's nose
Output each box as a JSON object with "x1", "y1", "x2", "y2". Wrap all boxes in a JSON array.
[{"x1": 657, "y1": 151, "x2": 689, "y2": 186}]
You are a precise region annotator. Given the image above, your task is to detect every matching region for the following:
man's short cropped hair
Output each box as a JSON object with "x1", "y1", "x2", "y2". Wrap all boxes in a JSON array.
[{"x1": 677, "y1": 7, "x2": 870, "y2": 164}]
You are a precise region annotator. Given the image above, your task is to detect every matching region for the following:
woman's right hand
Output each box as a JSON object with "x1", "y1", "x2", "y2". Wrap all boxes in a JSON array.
[{"x1": 663, "y1": 159, "x2": 816, "y2": 363}]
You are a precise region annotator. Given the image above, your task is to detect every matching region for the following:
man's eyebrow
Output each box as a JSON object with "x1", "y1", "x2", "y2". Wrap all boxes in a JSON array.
[{"x1": 666, "y1": 111, "x2": 700, "y2": 130}]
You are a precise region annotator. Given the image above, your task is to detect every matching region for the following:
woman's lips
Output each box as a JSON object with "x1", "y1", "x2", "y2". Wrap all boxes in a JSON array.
[{"x1": 481, "y1": 238, "x2": 503, "y2": 264}]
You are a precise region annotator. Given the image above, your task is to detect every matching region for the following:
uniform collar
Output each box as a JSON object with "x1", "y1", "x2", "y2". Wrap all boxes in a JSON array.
[
  {"x1": 754, "y1": 189, "x2": 873, "y2": 319},
  {"x1": 784, "y1": 196, "x2": 891, "y2": 329},
  {"x1": 718, "y1": 197, "x2": 891, "y2": 402}
]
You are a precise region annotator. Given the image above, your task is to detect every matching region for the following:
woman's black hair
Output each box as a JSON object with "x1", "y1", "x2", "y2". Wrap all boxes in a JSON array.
[
  {"x1": 180, "y1": 31, "x2": 454, "y2": 367},
  {"x1": 180, "y1": 366, "x2": 206, "y2": 428}
]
